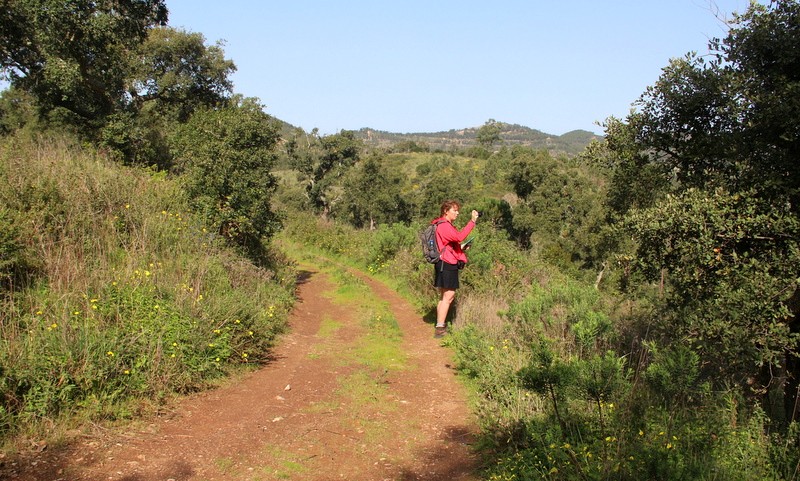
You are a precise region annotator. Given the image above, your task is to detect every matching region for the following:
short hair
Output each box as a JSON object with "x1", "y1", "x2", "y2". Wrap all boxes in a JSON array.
[{"x1": 440, "y1": 200, "x2": 460, "y2": 217}]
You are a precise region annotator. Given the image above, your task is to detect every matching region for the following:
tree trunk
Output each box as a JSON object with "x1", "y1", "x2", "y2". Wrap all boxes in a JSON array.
[{"x1": 594, "y1": 262, "x2": 606, "y2": 290}]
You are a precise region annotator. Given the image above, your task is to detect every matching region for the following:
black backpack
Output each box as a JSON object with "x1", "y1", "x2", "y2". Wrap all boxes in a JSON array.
[{"x1": 419, "y1": 220, "x2": 446, "y2": 263}]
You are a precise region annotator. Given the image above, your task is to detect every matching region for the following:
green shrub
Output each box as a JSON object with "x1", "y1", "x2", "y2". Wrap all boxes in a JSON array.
[
  {"x1": 0, "y1": 209, "x2": 38, "y2": 291},
  {"x1": 366, "y1": 223, "x2": 416, "y2": 273},
  {"x1": 172, "y1": 99, "x2": 283, "y2": 257}
]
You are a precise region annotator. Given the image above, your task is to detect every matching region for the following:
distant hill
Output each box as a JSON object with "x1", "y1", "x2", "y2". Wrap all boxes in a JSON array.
[{"x1": 353, "y1": 122, "x2": 602, "y2": 156}]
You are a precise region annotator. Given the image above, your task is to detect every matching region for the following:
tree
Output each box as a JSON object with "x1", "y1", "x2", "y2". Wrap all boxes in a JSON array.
[
  {"x1": 476, "y1": 119, "x2": 502, "y2": 149},
  {"x1": 126, "y1": 27, "x2": 235, "y2": 123},
  {"x1": 98, "y1": 27, "x2": 237, "y2": 167},
  {"x1": 507, "y1": 148, "x2": 553, "y2": 200},
  {"x1": 287, "y1": 130, "x2": 362, "y2": 218},
  {"x1": 0, "y1": 0, "x2": 168, "y2": 129},
  {"x1": 632, "y1": 1, "x2": 800, "y2": 204},
  {"x1": 413, "y1": 156, "x2": 473, "y2": 220},
  {"x1": 171, "y1": 97, "x2": 282, "y2": 258},
  {"x1": 601, "y1": 0, "x2": 800, "y2": 422},
  {"x1": 626, "y1": 189, "x2": 800, "y2": 388},
  {"x1": 0, "y1": 5, "x2": 241, "y2": 169},
  {"x1": 340, "y1": 154, "x2": 412, "y2": 229},
  {"x1": 582, "y1": 116, "x2": 670, "y2": 217},
  {"x1": 506, "y1": 147, "x2": 607, "y2": 269}
]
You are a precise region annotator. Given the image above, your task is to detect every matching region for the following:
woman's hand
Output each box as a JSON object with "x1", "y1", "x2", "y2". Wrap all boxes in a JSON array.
[{"x1": 471, "y1": 210, "x2": 479, "y2": 222}]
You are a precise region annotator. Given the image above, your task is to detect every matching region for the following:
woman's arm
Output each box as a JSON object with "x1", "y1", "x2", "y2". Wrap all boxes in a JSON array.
[{"x1": 439, "y1": 219, "x2": 475, "y2": 244}]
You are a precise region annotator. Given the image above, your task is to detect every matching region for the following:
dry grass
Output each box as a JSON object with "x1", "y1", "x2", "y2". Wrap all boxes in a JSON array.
[{"x1": 453, "y1": 292, "x2": 507, "y2": 336}]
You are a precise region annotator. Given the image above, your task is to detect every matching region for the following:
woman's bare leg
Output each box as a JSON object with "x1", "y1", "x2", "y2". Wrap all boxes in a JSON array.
[{"x1": 436, "y1": 288, "x2": 456, "y2": 327}]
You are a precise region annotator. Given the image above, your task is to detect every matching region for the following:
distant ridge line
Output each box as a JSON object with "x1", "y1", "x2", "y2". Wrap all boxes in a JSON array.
[{"x1": 353, "y1": 122, "x2": 601, "y2": 156}]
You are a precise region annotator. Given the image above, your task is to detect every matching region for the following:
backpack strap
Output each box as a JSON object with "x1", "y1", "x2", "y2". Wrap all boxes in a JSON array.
[{"x1": 434, "y1": 219, "x2": 449, "y2": 268}]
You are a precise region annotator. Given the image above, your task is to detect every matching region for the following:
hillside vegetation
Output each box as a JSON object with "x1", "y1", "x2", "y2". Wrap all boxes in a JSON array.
[
  {"x1": 354, "y1": 122, "x2": 599, "y2": 156},
  {"x1": 0, "y1": 135, "x2": 295, "y2": 442},
  {"x1": 2, "y1": 1, "x2": 800, "y2": 480}
]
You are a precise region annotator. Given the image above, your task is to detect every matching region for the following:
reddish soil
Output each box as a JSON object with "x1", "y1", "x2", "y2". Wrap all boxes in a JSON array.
[{"x1": 1, "y1": 266, "x2": 481, "y2": 481}]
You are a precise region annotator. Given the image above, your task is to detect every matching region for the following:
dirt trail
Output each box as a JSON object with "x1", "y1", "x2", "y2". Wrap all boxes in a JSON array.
[{"x1": 1, "y1": 265, "x2": 481, "y2": 481}]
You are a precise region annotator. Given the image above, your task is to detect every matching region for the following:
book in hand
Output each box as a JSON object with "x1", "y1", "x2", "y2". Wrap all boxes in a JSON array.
[{"x1": 461, "y1": 237, "x2": 474, "y2": 249}]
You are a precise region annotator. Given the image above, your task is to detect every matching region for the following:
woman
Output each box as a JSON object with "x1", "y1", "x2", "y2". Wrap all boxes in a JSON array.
[{"x1": 432, "y1": 200, "x2": 479, "y2": 338}]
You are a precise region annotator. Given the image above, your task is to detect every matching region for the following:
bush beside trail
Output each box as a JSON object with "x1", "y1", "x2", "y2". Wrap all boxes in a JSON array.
[{"x1": 0, "y1": 134, "x2": 295, "y2": 445}]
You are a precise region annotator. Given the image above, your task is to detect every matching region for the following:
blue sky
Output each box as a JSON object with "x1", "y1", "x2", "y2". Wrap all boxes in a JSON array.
[{"x1": 165, "y1": 1, "x2": 753, "y2": 136}]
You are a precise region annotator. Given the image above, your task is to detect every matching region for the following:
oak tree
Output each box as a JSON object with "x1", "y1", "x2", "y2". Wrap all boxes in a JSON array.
[
  {"x1": 603, "y1": 0, "x2": 800, "y2": 422},
  {"x1": 0, "y1": 0, "x2": 168, "y2": 126}
]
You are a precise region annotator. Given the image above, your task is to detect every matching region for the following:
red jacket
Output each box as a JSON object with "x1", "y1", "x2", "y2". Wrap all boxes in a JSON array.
[{"x1": 433, "y1": 217, "x2": 475, "y2": 265}]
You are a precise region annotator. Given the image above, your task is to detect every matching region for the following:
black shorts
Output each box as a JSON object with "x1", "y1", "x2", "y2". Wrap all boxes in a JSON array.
[{"x1": 433, "y1": 261, "x2": 459, "y2": 289}]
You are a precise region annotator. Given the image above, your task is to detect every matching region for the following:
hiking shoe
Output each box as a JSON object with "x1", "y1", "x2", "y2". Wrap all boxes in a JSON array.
[{"x1": 434, "y1": 326, "x2": 447, "y2": 338}]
